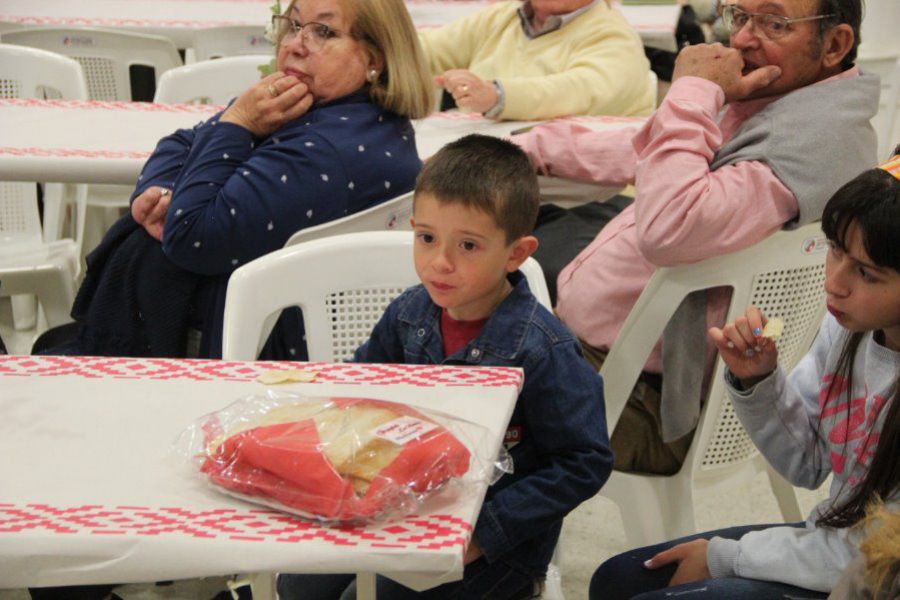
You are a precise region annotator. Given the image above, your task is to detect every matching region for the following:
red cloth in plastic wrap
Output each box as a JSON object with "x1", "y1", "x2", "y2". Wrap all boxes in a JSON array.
[{"x1": 201, "y1": 397, "x2": 472, "y2": 521}]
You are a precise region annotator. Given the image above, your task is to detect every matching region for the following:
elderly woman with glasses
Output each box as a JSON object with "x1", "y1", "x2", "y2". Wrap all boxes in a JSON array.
[{"x1": 33, "y1": 0, "x2": 434, "y2": 363}]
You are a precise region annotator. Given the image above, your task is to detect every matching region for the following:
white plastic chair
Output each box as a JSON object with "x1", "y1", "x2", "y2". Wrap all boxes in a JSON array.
[
  {"x1": 2, "y1": 27, "x2": 185, "y2": 254},
  {"x1": 0, "y1": 44, "x2": 88, "y2": 101},
  {"x1": 222, "y1": 231, "x2": 418, "y2": 362},
  {"x1": 286, "y1": 192, "x2": 549, "y2": 303},
  {"x1": 598, "y1": 222, "x2": 827, "y2": 547},
  {"x1": 224, "y1": 193, "x2": 414, "y2": 352},
  {"x1": 1, "y1": 27, "x2": 182, "y2": 101},
  {"x1": 190, "y1": 25, "x2": 274, "y2": 62},
  {"x1": 154, "y1": 55, "x2": 269, "y2": 104},
  {"x1": 0, "y1": 45, "x2": 89, "y2": 243},
  {"x1": 285, "y1": 192, "x2": 415, "y2": 247},
  {"x1": 232, "y1": 190, "x2": 551, "y2": 352},
  {"x1": 222, "y1": 230, "x2": 551, "y2": 360},
  {"x1": 0, "y1": 45, "x2": 88, "y2": 333}
]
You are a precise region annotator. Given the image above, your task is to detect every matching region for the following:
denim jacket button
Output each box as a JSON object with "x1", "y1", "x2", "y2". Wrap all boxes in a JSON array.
[
  {"x1": 417, "y1": 328, "x2": 426, "y2": 337},
  {"x1": 470, "y1": 348, "x2": 481, "y2": 358}
]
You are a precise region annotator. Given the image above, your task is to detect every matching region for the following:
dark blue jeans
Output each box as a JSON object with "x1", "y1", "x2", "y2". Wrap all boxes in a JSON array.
[
  {"x1": 278, "y1": 556, "x2": 540, "y2": 600},
  {"x1": 589, "y1": 523, "x2": 828, "y2": 600}
]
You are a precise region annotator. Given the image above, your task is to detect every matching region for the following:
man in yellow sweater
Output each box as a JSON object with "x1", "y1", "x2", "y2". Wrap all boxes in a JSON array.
[{"x1": 419, "y1": 0, "x2": 656, "y2": 120}]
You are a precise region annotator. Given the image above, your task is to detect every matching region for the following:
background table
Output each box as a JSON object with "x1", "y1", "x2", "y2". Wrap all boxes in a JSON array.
[
  {"x1": 0, "y1": 355, "x2": 522, "y2": 592},
  {"x1": 0, "y1": 98, "x2": 643, "y2": 201},
  {"x1": 0, "y1": 98, "x2": 220, "y2": 185},
  {"x1": 0, "y1": 0, "x2": 677, "y2": 52}
]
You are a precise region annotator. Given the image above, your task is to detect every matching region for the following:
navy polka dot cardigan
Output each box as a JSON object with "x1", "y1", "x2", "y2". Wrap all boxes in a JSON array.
[{"x1": 128, "y1": 90, "x2": 421, "y2": 356}]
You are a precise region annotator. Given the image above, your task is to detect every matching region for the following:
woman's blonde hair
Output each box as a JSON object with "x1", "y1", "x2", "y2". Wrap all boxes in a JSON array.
[
  {"x1": 858, "y1": 503, "x2": 900, "y2": 595},
  {"x1": 280, "y1": 0, "x2": 434, "y2": 119}
]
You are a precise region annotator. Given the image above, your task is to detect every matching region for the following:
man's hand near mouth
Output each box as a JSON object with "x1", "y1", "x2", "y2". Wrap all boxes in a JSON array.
[{"x1": 672, "y1": 42, "x2": 782, "y2": 103}]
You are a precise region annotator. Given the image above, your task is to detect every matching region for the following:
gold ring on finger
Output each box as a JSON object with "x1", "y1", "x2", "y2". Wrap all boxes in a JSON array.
[{"x1": 267, "y1": 84, "x2": 279, "y2": 98}]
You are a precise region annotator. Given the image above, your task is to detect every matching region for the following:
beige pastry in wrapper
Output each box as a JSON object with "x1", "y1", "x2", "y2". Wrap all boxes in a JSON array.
[
  {"x1": 209, "y1": 400, "x2": 406, "y2": 495},
  {"x1": 762, "y1": 317, "x2": 784, "y2": 340}
]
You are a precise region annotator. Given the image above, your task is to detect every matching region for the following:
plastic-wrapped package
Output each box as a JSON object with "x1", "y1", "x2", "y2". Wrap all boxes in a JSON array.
[{"x1": 177, "y1": 392, "x2": 506, "y2": 523}]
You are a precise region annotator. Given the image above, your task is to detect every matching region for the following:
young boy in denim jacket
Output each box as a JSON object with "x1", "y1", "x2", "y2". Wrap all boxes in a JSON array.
[{"x1": 278, "y1": 134, "x2": 611, "y2": 599}]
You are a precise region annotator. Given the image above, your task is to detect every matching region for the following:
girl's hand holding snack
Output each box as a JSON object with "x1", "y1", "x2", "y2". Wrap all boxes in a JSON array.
[{"x1": 708, "y1": 306, "x2": 779, "y2": 389}]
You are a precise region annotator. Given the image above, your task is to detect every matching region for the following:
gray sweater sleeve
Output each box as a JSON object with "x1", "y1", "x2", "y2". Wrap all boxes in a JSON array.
[
  {"x1": 724, "y1": 322, "x2": 836, "y2": 489},
  {"x1": 707, "y1": 523, "x2": 864, "y2": 591},
  {"x1": 707, "y1": 319, "x2": 859, "y2": 590}
]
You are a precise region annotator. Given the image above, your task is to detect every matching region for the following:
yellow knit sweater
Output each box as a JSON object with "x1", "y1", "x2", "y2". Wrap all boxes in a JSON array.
[{"x1": 419, "y1": 0, "x2": 656, "y2": 120}]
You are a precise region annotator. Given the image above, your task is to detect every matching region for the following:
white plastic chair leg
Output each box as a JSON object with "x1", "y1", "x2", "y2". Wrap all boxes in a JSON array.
[
  {"x1": 541, "y1": 561, "x2": 565, "y2": 600},
  {"x1": 604, "y1": 472, "x2": 696, "y2": 547},
  {"x1": 766, "y1": 465, "x2": 804, "y2": 522},
  {"x1": 356, "y1": 573, "x2": 376, "y2": 600},
  {"x1": 11, "y1": 294, "x2": 37, "y2": 330},
  {"x1": 661, "y1": 497, "x2": 698, "y2": 541},
  {"x1": 609, "y1": 491, "x2": 669, "y2": 546},
  {"x1": 42, "y1": 183, "x2": 67, "y2": 242},
  {"x1": 247, "y1": 572, "x2": 276, "y2": 600}
]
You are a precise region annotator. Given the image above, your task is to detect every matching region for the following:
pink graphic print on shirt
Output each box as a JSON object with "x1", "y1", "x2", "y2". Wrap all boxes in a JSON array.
[{"x1": 819, "y1": 374, "x2": 887, "y2": 477}]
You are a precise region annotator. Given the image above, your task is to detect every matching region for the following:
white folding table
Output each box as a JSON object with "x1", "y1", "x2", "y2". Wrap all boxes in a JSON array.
[
  {"x1": 0, "y1": 355, "x2": 523, "y2": 598},
  {"x1": 0, "y1": 98, "x2": 643, "y2": 200},
  {"x1": 0, "y1": 0, "x2": 677, "y2": 51}
]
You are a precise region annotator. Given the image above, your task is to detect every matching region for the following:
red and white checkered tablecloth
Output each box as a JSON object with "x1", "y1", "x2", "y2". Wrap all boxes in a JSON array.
[
  {"x1": 0, "y1": 503, "x2": 472, "y2": 550},
  {"x1": 0, "y1": 354, "x2": 523, "y2": 387},
  {"x1": 0, "y1": 355, "x2": 521, "y2": 589}
]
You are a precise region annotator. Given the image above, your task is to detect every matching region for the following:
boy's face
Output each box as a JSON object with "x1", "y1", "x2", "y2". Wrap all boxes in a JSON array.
[{"x1": 412, "y1": 193, "x2": 537, "y2": 321}]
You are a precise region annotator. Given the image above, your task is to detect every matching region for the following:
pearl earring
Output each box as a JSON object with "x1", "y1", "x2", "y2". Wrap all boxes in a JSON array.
[{"x1": 368, "y1": 69, "x2": 378, "y2": 82}]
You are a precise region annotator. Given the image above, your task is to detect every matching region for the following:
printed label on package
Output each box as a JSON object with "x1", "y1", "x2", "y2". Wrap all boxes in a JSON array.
[{"x1": 373, "y1": 417, "x2": 438, "y2": 445}]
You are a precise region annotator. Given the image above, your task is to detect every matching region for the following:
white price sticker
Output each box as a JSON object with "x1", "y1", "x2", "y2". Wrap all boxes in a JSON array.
[{"x1": 372, "y1": 417, "x2": 438, "y2": 446}]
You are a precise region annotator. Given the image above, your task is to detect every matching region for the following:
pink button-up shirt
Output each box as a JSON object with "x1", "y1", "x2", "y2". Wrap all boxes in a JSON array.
[{"x1": 517, "y1": 69, "x2": 857, "y2": 372}]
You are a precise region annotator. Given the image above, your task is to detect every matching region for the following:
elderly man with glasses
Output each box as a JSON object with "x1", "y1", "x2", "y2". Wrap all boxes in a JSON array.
[{"x1": 513, "y1": 0, "x2": 878, "y2": 479}]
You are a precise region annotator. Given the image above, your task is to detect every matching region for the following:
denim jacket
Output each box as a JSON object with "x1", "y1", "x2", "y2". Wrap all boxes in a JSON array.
[{"x1": 354, "y1": 272, "x2": 612, "y2": 575}]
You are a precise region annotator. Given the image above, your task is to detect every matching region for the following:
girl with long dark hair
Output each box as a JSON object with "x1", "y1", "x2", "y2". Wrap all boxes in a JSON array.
[{"x1": 589, "y1": 154, "x2": 900, "y2": 599}]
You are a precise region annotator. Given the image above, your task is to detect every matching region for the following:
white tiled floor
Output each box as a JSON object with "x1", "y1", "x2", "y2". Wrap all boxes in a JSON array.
[{"x1": 0, "y1": 298, "x2": 830, "y2": 600}]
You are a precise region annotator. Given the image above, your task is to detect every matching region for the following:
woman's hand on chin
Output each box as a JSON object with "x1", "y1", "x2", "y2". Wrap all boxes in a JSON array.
[{"x1": 220, "y1": 72, "x2": 315, "y2": 138}]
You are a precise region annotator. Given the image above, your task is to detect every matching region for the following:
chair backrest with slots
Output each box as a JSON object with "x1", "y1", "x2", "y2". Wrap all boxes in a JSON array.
[
  {"x1": 0, "y1": 44, "x2": 89, "y2": 100},
  {"x1": 191, "y1": 25, "x2": 274, "y2": 62},
  {"x1": 154, "y1": 55, "x2": 269, "y2": 105},
  {"x1": 2, "y1": 27, "x2": 182, "y2": 101},
  {"x1": 222, "y1": 231, "x2": 552, "y2": 361},
  {"x1": 696, "y1": 248, "x2": 827, "y2": 472},
  {"x1": 223, "y1": 231, "x2": 419, "y2": 361},
  {"x1": 285, "y1": 192, "x2": 415, "y2": 247},
  {"x1": 0, "y1": 45, "x2": 88, "y2": 249},
  {"x1": 0, "y1": 182, "x2": 42, "y2": 246},
  {"x1": 597, "y1": 222, "x2": 826, "y2": 547}
]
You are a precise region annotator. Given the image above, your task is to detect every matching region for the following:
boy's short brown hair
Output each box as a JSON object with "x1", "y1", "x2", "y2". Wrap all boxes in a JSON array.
[{"x1": 414, "y1": 134, "x2": 540, "y2": 243}]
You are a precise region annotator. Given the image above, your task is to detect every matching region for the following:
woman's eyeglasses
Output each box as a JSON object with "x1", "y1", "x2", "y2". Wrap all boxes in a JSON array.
[
  {"x1": 722, "y1": 5, "x2": 834, "y2": 40},
  {"x1": 272, "y1": 15, "x2": 346, "y2": 52}
]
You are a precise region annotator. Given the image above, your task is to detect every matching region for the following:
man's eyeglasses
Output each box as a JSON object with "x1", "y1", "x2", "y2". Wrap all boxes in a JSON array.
[
  {"x1": 272, "y1": 15, "x2": 346, "y2": 52},
  {"x1": 722, "y1": 5, "x2": 835, "y2": 40}
]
